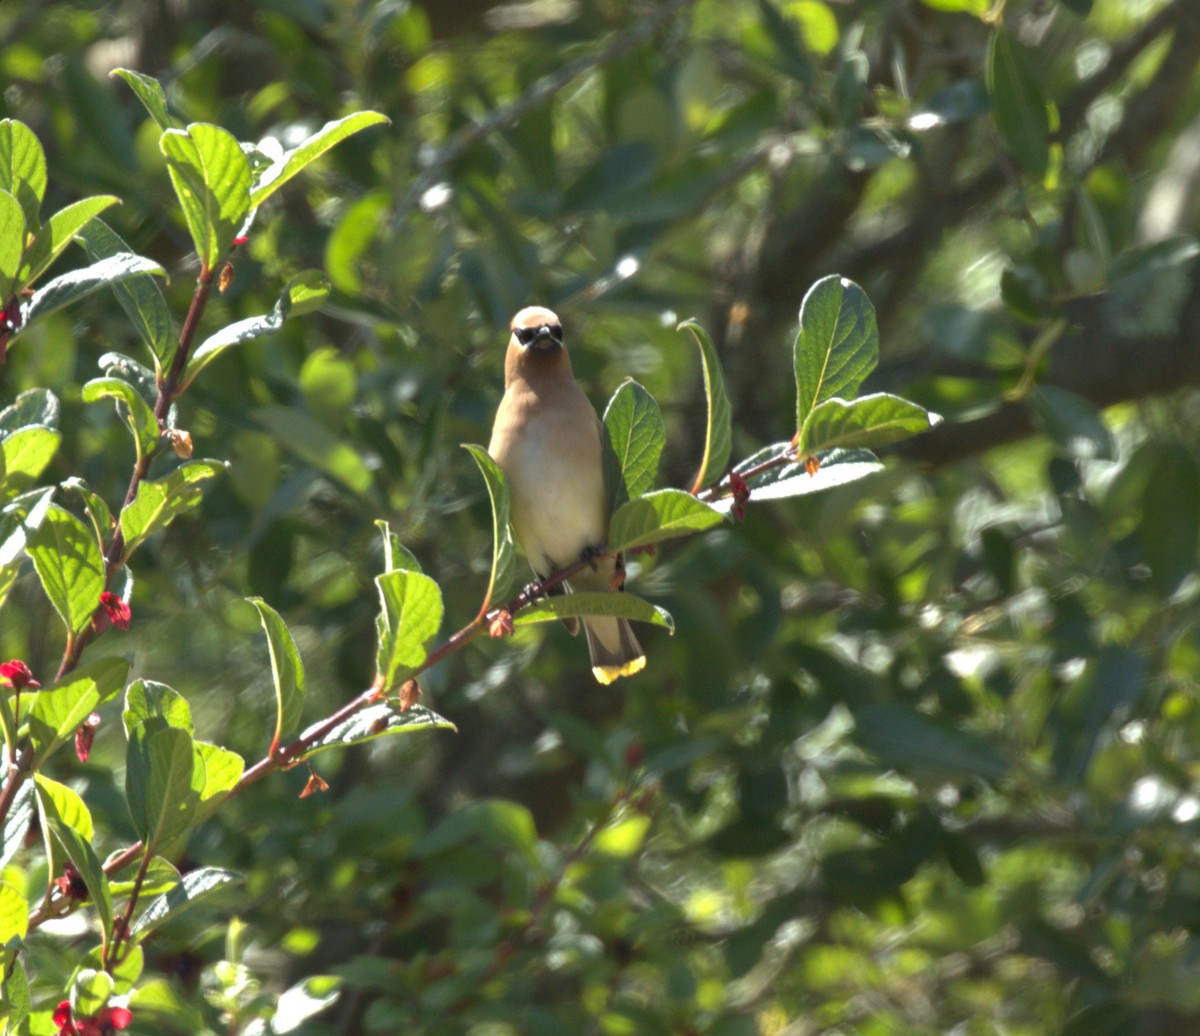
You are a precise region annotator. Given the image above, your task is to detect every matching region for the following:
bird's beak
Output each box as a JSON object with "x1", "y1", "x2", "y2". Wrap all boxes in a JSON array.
[{"x1": 530, "y1": 326, "x2": 557, "y2": 350}]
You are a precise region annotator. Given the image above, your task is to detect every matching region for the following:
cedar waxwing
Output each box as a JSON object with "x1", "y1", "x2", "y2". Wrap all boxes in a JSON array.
[{"x1": 488, "y1": 306, "x2": 646, "y2": 684}]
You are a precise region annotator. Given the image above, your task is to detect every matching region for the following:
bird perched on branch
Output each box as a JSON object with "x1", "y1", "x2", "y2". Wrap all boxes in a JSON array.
[{"x1": 488, "y1": 305, "x2": 645, "y2": 684}]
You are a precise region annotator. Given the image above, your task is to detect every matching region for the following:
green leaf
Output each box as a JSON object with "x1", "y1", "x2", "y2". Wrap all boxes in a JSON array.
[
  {"x1": 110, "y1": 68, "x2": 177, "y2": 130},
  {"x1": 794, "y1": 276, "x2": 879, "y2": 432},
  {"x1": 23, "y1": 252, "x2": 167, "y2": 328},
  {"x1": 28, "y1": 656, "x2": 129, "y2": 767},
  {"x1": 514, "y1": 591, "x2": 674, "y2": 632},
  {"x1": 986, "y1": 31, "x2": 1051, "y2": 179},
  {"x1": 1030, "y1": 385, "x2": 1114, "y2": 460},
  {"x1": 679, "y1": 319, "x2": 733, "y2": 492},
  {"x1": 0, "y1": 425, "x2": 61, "y2": 497},
  {"x1": 252, "y1": 406, "x2": 371, "y2": 495},
  {"x1": 130, "y1": 866, "x2": 242, "y2": 940},
  {"x1": 82, "y1": 376, "x2": 160, "y2": 465},
  {"x1": 160, "y1": 123, "x2": 252, "y2": 271},
  {"x1": 374, "y1": 569, "x2": 443, "y2": 692},
  {"x1": 195, "y1": 741, "x2": 244, "y2": 814},
  {"x1": 271, "y1": 975, "x2": 343, "y2": 1034},
  {"x1": 126, "y1": 726, "x2": 203, "y2": 851},
  {"x1": 108, "y1": 856, "x2": 180, "y2": 900},
  {"x1": 296, "y1": 702, "x2": 455, "y2": 762},
  {"x1": 26, "y1": 503, "x2": 106, "y2": 637},
  {"x1": 608, "y1": 489, "x2": 724, "y2": 554},
  {"x1": 0, "y1": 880, "x2": 27, "y2": 947},
  {"x1": 853, "y1": 704, "x2": 1010, "y2": 780},
  {"x1": 79, "y1": 943, "x2": 144, "y2": 995},
  {"x1": 723, "y1": 446, "x2": 883, "y2": 508},
  {"x1": 0, "y1": 957, "x2": 30, "y2": 1029},
  {"x1": 415, "y1": 800, "x2": 539, "y2": 867},
  {"x1": 1051, "y1": 647, "x2": 1145, "y2": 781},
  {"x1": 20, "y1": 194, "x2": 121, "y2": 286},
  {"x1": 1138, "y1": 442, "x2": 1200, "y2": 597},
  {"x1": 0, "y1": 119, "x2": 46, "y2": 227},
  {"x1": 247, "y1": 597, "x2": 307, "y2": 746},
  {"x1": 375, "y1": 519, "x2": 422, "y2": 573},
  {"x1": 0, "y1": 487, "x2": 53, "y2": 611},
  {"x1": 77, "y1": 220, "x2": 175, "y2": 373},
  {"x1": 799, "y1": 393, "x2": 940, "y2": 455},
  {"x1": 70, "y1": 968, "x2": 114, "y2": 1018},
  {"x1": 33, "y1": 775, "x2": 114, "y2": 942},
  {"x1": 0, "y1": 765, "x2": 34, "y2": 870},
  {"x1": 462, "y1": 444, "x2": 515, "y2": 614},
  {"x1": 0, "y1": 388, "x2": 59, "y2": 437},
  {"x1": 0, "y1": 190, "x2": 25, "y2": 302},
  {"x1": 182, "y1": 272, "x2": 329, "y2": 389},
  {"x1": 122, "y1": 678, "x2": 194, "y2": 738},
  {"x1": 601, "y1": 380, "x2": 665, "y2": 516},
  {"x1": 62, "y1": 476, "x2": 113, "y2": 556},
  {"x1": 119, "y1": 458, "x2": 226, "y2": 559},
  {"x1": 250, "y1": 111, "x2": 390, "y2": 208}
]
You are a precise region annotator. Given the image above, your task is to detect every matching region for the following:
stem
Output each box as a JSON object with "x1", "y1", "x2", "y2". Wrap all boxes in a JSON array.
[{"x1": 104, "y1": 841, "x2": 154, "y2": 971}]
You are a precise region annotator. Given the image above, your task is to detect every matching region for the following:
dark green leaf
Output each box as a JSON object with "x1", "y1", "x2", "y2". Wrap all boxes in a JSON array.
[
  {"x1": 608, "y1": 489, "x2": 724, "y2": 554},
  {"x1": 119, "y1": 459, "x2": 226, "y2": 559},
  {"x1": 514, "y1": 591, "x2": 674, "y2": 632},
  {"x1": 248, "y1": 597, "x2": 307, "y2": 745},
  {"x1": 1056, "y1": 0, "x2": 1093, "y2": 15},
  {"x1": 1051, "y1": 647, "x2": 1146, "y2": 783},
  {"x1": 160, "y1": 123, "x2": 252, "y2": 270},
  {"x1": 250, "y1": 112, "x2": 390, "y2": 208},
  {"x1": 1030, "y1": 385, "x2": 1114, "y2": 460},
  {"x1": 33, "y1": 775, "x2": 114, "y2": 941},
  {"x1": 799, "y1": 393, "x2": 940, "y2": 455},
  {"x1": 794, "y1": 276, "x2": 879, "y2": 432},
  {"x1": 602, "y1": 380, "x2": 665, "y2": 515},
  {"x1": 297, "y1": 703, "x2": 455, "y2": 762},
  {"x1": 82, "y1": 376, "x2": 160, "y2": 464},
  {"x1": 853, "y1": 703, "x2": 1010, "y2": 780},
  {"x1": 77, "y1": 220, "x2": 175, "y2": 372},
  {"x1": 1138, "y1": 442, "x2": 1200, "y2": 596},
  {"x1": 28, "y1": 656, "x2": 129, "y2": 766},
  {"x1": 463, "y1": 444, "x2": 515, "y2": 613},
  {"x1": 130, "y1": 867, "x2": 242, "y2": 940},
  {"x1": 986, "y1": 31, "x2": 1051, "y2": 179},
  {"x1": 26, "y1": 504, "x2": 106, "y2": 637},
  {"x1": 679, "y1": 319, "x2": 733, "y2": 493},
  {"x1": 374, "y1": 569, "x2": 443, "y2": 691}
]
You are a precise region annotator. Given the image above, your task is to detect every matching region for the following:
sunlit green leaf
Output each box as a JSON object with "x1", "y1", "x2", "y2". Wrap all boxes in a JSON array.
[
  {"x1": 126, "y1": 725, "x2": 204, "y2": 851},
  {"x1": 82, "y1": 376, "x2": 160, "y2": 464},
  {"x1": 297, "y1": 702, "x2": 455, "y2": 762},
  {"x1": 375, "y1": 519, "x2": 422, "y2": 574},
  {"x1": 678, "y1": 319, "x2": 732, "y2": 493},
  {"x1": 111, "y1": 68, "x2": 177, "y2": 130},
  {"x1": 0, "y1": 880, "x2": 27, "y2": 948},
  {"x1": 0, "y1": 190, "x2": 25, "y2": 302},
  {"x1": 0, "y1": 388, "x2": 59, "y2": 434},
  {"x1": 34, "y1": 774, "x2": 114, "y2": 941},
  {"x1": 26, "y1": 503, "x2": 105, "y2": 636},
  {"x1": 160, "y1": 123, "x2": 252, "y2": 270},
  {"x1": 130, "y1": 867, "x2": 242, "y2": 940},
  {"x1": 602, "y1": 380, "x2": 664, "y2": 515},
  {"x1": 463, "y1": 444, "x2": 515, "y2": 614},
  {"x1": 799, "y1": 393, "x2": 940, "y2": 455},
  {"x1": 608, "y1": 489, "x2": 724, "y2": 554},
  {"x1": 122, "y1": 678, "x2": 194, "y2": 738},
  {"x1": 252, "y1": 406, "x2": 371, "y2": 495},
  {"x1": 374, "y1": 569, "x2": 443, "y2": 691},
  {"x1": 23, "y1": 252, "x2": 167, "y2": 328},
  {"x1": 0, "y1": 763, "x2": 34, "y2": 870},
  {"x1": 248, "y1": 597, "x2": 307, "y2": 746},
  {"x1": 28, "y1": 656, "x2": 129, "y2": 767},
  {"x1": 0, "y1": 118, "x2": 46, "y2": 226},
  {"x1": 119, "y1": 459, "x2": 226, "y2": 559},
  {"x1": 794, "y1": 276, "x2": 878, "y2": 432},
  {"x1": 0, "y1": 424, "x2": 61, "y2": 497},
  {"x1": 20, "y1": 194, "x2": 120, "y2": 286}
]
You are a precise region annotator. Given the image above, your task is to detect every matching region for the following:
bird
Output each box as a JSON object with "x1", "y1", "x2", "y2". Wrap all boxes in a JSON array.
[{"x1": 488, "y1": 305, "x2": 646, "y2": 684}]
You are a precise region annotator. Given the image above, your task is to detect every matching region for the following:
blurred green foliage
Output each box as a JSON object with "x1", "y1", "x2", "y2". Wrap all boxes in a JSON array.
[{"x1": 3, "y1": 0, "x2": 1200, "y2": 1032}]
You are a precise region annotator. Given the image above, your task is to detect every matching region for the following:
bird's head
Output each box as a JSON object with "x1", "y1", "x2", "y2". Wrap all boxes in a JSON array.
[{"x1": 509, "y1": 306, "x2": 564, "y2": 354}]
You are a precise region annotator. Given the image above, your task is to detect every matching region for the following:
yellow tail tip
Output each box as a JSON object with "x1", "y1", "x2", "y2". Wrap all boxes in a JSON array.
[{"x1": 593, "y1": 655, "x2": 647, "y2": 685}]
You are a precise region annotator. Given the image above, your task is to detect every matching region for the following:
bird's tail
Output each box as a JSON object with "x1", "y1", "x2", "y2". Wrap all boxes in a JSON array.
[{"x1": 583, "y1": 617, "x2": 646, "y2": 685}]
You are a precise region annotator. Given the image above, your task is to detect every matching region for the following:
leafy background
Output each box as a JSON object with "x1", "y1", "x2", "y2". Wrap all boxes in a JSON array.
[{"x1": 3, "y1": 0, "x2": 1200, "y2": 1032}]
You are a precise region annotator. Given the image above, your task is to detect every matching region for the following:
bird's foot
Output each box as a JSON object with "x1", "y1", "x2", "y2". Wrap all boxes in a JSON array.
[{"x1": 579, "y1": 544, "x2": 603, "y2": 571}]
